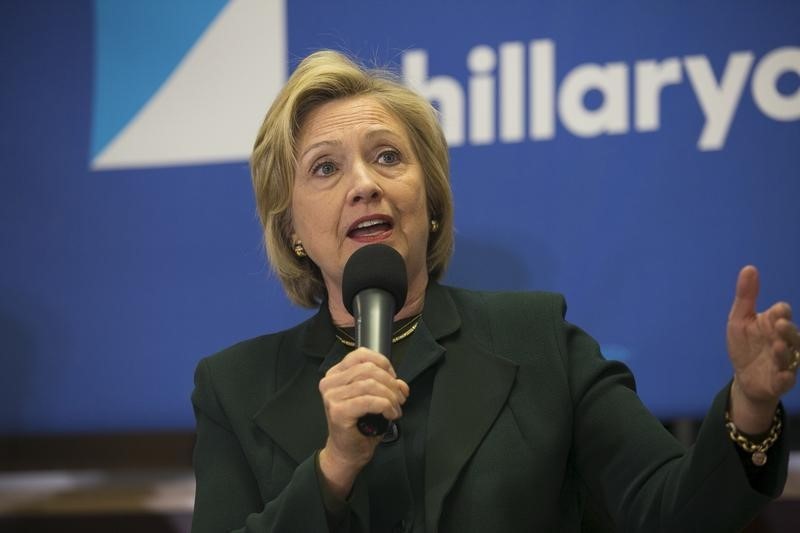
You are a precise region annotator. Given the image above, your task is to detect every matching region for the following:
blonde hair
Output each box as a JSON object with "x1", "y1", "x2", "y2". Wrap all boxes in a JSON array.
[{"x1": 251, "y1": 50, "x2": 454, "y2": 307}]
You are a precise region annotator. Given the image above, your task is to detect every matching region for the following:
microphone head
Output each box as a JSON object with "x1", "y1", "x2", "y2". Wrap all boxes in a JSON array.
[{"x1": 342, "y1": 244, "x2": 408, "y2": 315}]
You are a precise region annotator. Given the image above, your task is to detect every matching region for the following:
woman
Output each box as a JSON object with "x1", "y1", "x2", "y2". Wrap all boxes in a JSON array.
[{"x1": 191, "y1": 50, "x2": 799, "y2": 532}]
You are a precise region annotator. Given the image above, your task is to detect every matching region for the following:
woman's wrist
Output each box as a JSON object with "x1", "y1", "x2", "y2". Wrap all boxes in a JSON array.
[
  {"x1": 729, "y1": 378, "x2": 779, "y2": 435},
  {"x1": 318, "y1": 446, "x2": 362, "y2": 500}
]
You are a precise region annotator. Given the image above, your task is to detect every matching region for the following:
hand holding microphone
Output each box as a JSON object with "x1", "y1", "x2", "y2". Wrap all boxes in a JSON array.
[
  {"x1": 317, "y1": 347, "x2": 409, "y2": 497},
  {"x1": 317, "y1": 245, "x2": 410, "y2": 493},
  {"x1": 341, "y1": 244, "x2": 408, "y2": 436}
]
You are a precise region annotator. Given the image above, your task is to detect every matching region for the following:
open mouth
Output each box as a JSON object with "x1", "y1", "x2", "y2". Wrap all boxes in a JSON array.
[{"x1": 347, "y1": 216, "x2": 394, "y2": 240}]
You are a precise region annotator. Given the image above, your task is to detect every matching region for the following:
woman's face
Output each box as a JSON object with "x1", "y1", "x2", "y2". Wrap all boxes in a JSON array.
[{"x1": 291, "y1": 96, "x2": 430, "y2": 300}]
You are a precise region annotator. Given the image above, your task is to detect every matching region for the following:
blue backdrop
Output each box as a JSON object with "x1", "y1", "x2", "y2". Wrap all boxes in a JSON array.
[{"x1": 1, "y1": 0, "x2": 798, "y2": 433}]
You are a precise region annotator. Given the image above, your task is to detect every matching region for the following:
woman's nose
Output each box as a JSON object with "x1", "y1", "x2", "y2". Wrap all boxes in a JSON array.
[{"x1": 346, "y1": 161, "x2": 382, "y2": 204}]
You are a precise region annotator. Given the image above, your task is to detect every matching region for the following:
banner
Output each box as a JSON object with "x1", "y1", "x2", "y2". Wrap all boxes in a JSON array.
[{"x1": 1, "y1": 0, "x2": 797, "y2": 432}]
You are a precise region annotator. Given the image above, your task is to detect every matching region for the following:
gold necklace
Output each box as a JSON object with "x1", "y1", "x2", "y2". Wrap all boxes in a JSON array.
[{"x1": 334, "y1": 313, "x2": 423, "y2": 348}]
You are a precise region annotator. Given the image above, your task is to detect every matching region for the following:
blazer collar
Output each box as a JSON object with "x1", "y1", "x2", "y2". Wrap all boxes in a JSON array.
[
  {"x1": 301, "y1": 282, "x2": 461, "y2": 352},
  {"x1": 251, "y1": 301, "x2": 339, "y2": 464}
]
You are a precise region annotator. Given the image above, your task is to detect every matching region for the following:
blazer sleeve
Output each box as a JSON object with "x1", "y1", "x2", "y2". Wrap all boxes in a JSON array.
[
  {"x1": 191, "y1": 357, "x2": 347, "y2": 533},
  {"x1": 552, "y1": 295, "x2": 789, "y2": 531}
]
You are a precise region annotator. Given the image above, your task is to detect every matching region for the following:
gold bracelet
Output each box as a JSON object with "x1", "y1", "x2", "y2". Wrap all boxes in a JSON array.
[{"x1": 724, "y1": 408, "x2": 782, "y2": 466}]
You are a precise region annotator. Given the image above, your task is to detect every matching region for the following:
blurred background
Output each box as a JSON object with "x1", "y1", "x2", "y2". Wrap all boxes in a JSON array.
[{"x1": 1, "y1": 0, "x2": 798, "y2": 531}]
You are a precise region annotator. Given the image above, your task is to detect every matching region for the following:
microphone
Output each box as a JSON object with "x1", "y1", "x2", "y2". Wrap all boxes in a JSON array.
[{"x1": 342, "y1": 244, "x2": 408, "y2": 437}]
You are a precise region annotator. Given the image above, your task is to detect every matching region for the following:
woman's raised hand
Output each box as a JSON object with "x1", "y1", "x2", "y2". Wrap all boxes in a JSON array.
[{"x1": 727, "y1": 265, "x2": 799, "y2": 434}]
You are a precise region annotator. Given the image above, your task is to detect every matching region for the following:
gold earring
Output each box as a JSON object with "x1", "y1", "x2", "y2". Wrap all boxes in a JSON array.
[
  {"x1": 293, "y1": 240, "x2": 307, "y2": 258},
  {"x1": 430, "y1": 219, "x2": 439, "y2": 233}
]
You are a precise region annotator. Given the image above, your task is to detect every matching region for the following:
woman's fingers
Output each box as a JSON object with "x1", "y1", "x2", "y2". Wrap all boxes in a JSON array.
[
  {"x1": 776, "y1": 318, "x2": 799, "y2": 345},
  {"x1": 323, "y1": 376, "x2": 408, "y2": 413},
  {"x1": 773, "y1": 318, "x2": 800, "y2": 370},
  {"x1": 322, "y1": 363, "x2": 407, "y2": 400},
  {"x1": 320, "y1": 347, "x2": 409, "y2": 427},
  {"x1": 326, "y1": 347, "x2": 396, "y2": 377},
  {"x1": 397, "y1": 378, "x2": 410, "y2": 398},
  {"x1": 729, "y1": 265, "x2": 759, "y2": 321},
  {"x1": 327, "y1": 392, "x2": 403, "y2": 422}
]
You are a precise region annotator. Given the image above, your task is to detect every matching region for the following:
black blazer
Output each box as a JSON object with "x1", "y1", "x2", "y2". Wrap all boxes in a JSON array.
[{"x1": 191, "y1": 283, "x2": 787, "y2": 532}]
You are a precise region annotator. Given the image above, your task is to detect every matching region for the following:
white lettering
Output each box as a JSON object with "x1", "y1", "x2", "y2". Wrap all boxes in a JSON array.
[
  {"x1": 499, "y1": 42, "x2": 525, "y2": 142},
  {"x1": 635, "y1": 58, "x2": 682, "y2": 132},
  {"x1": 467, "y1": 45, "x2": 496, "y2": 145},
  {"x1": 530, "y1": 40, "x2": 555, "y2": 140},
  {"x1": 402, "y1": 50, "x2": 465, "y2": 146},
  {"x1": 752, "y1": 46, "x2": 800, "y2": 121},
  {"x1": 559, "y1": 63, "x2": 628, "y2": 137},
  {"x1": 684, "y1": 52, "x2": 754, "y2": 151},
  {"x1": 402, "y1": 41, "x2": 797, "y2": 152}
]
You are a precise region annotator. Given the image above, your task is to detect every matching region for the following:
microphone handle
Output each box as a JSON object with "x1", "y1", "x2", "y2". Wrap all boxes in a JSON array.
[
  {"x1": 357, "y1": 413, "x2": 390, "y2": 437},
  {"x1": 353, "y1": 289, "x2": 395, "y2": 437}
]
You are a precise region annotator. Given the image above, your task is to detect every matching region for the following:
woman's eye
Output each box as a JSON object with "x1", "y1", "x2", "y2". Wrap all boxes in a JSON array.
[
  {"x1": 311, "y1": 161, "x2": 337, "y2": 176},
  {"x1": 377, "y1": 150, "x2": 400, "y2": 165}
]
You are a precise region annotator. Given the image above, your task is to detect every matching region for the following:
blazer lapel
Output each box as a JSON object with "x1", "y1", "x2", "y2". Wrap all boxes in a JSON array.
[
  {"x1": 252, "y1": 305, "x2": 343, "y2": 465},
  {"x1": 422, "y1": 284, "x2": 519, "y2": 532},
  {"x1": 252, "y1": 361, "x2": 328, "y2": 464}
]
